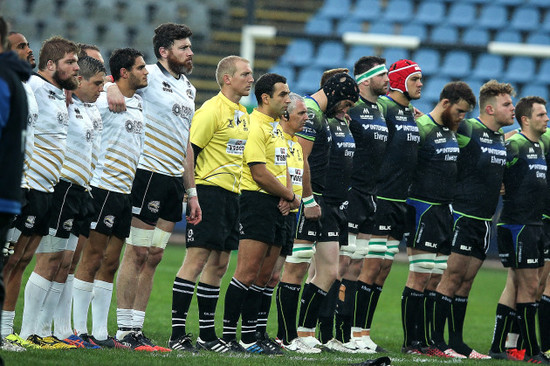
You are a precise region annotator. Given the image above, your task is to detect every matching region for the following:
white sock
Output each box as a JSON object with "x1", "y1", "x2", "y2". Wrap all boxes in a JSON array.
[
  {"x1": 72, "y1": 278, "x2": 94, "y2": 336},
  {"x1": 91, "y1": 280, "x2": 113, "y2": 341},
  {"x1": 37, "y1": 281, "x2": 64, "y2": 337},
  {"x1": 54, "y1": 275, "x2": 74, "y2": 339},
  {"x1": 20, "y1": 272, "x2": 52, "y2": 339},
  {"x1": 1, "y1": 310, "x2": 15, "y2": 337},
  {"x1": 132, "y1": 309, "x2": 145, "y2": 330},
  {"x1": 115, "y1": 308, "x2": 133, "y2": 339}
]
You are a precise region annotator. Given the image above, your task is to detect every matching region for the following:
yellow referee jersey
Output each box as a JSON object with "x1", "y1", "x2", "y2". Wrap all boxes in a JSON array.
[
  {"x1": 190, "y1": 92, "x2": 249, "y2": 193},
  {"x1": 284, "y1": 131, "x2": 304, "y2": 212},
  {"x1": 241, "y1": 109, "x2": 288, "y2": 194}
]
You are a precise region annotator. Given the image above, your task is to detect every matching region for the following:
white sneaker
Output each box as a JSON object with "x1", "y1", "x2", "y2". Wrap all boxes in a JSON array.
[
  {"x1": 362, "y1": 334, "x2": 387, "y2": 352},
  {"x1": 300, "y1": 335, "x2": 322, "y2": 348},
  {"x1": 345, "y1": 338, "x2": 376, "y2": 354},
  {"x1": 323, "y1": 338, "x2": 356, "y2": 353},
  {"x1": 286, "y1": 337, "x2": 321, "y2": 354},
  {"x1": 1, "y1": 339, "x2": 26, "y2": 352}
]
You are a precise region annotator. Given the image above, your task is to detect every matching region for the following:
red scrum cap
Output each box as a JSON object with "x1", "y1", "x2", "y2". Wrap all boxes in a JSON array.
[{"x1": 388, "y1": 59, "x2": 421, "y2": 95}]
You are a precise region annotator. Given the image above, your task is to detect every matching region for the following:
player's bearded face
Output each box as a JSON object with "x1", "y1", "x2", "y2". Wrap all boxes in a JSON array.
[
  {"x1": 53, "y1": 67, "x2": 79, "y2": 90},
  {"x1": 441, "y1": 104, "x2": 462, "y2": 131},
  {"x1": 167, "y1": 49, "x2": 193, "y2": 75}
]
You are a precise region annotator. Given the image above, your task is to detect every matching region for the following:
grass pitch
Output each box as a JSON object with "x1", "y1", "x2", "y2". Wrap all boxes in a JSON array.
[{"x1": 3, "y1": 244, "x2": 509, "y2": 365}]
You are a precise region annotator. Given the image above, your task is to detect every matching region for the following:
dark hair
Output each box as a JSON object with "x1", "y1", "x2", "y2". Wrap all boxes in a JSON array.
[
  {"x1": 153, "y1": 23, "x2": 192, "y2": 59},
  {"x1": 439, "y1": 81, "x2": 477, "y2": 109},
  {"x1": 254, "y1": 73, "x2": 287, "y2": 105},
  {"x1": 78, "y1": 56, "x2": 106, "y2": 80},
  {"x1": 0, "y1": 17, "x2": 9, "y2": 51},
  {"x1": 38, "y1": 36, "x2": 80, "y2": 71},
  {"x1": 354, "y1": 56, "x2": 386, "y2": 77},
  {"x1": 479, "y1": 80, "x2": 516, "y2": 112},
  {"x1": 515, "y1": 96, "x2": 547, "y2": 127},
  {"x1": 320, "y1": 68, "x2": 348, "y2": 88},
  {"x1": 109, "y1": 48, "x2": 143, "y2": 81},
  {"x1": 77, "y1": 43, "x2": 101, "y2": 59}
]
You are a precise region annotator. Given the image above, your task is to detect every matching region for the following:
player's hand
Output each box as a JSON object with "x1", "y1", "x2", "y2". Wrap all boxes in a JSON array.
[
  {"x1": 289, "y1": 196, "x2": 301, "y2": 210},
  {"x1": 304, "y1": 204, "x2": 321, "y2": 220},
  {"x1": 186, "y1": 196, "x2": 202, "y2": 225},
  {"x1": 413, "y1": 107, "x2": 424, "y2": 119},
  {"x1": 278, "y1": 198, "x2": 290, "y2": 216},
  {"x1": 107, "y1": 84, "x2": 127, "y2": 113}
]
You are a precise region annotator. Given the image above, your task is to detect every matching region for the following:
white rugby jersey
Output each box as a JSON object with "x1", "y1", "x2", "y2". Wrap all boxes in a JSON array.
[
  {"x1": 59, "y1": 95, "x2": 97, "y2": 188},
  {"x1": 27, "y1": 74, "x2": 69, "y2": 192},
  {"x1": 85, "y1": 100, "x2": 103, "y2": 173},
  {"x1": 20, "y1": 81, "x2": 38, "y2": 189},
  {"x1": 91, "y1": 92, "x2": 144, "y2": 194},
  {"x1": 137, "y1": 63, "x2": 195, "y2": 177}
]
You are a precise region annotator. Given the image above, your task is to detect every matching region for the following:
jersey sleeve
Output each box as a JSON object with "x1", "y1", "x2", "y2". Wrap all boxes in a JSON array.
[
  {"x1": 505, "y1": 138, "x2": 520, "y2": 167},
  {"x1": 190, "y1": 106, "x2": 218, "y2": 149},
  {"x1": 243, "y1": 122, "x2": 267, "y2": 164},
  {"x1": 456, "y1": 120, "x2": 473, "y2": 148}
]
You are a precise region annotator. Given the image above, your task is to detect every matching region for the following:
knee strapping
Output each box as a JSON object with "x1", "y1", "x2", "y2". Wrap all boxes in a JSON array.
[
  {"x1": 384, "y1": 240, "x2": 400, "y2": 260},
  {"x1": 365, "y1": 238, "x2": 386, "y2": 259},
  {"x1": 152, "y1": 228, "x2": 171, "y2": 249},
  {"x1": 127, "y1": 227, "x2": 154, "y2": 247},
  {"x1": 432, "y1": 255, "x2": 449, "y2": 275},
  {"x1": 408, "y1": 253, "x2": 436, "y2": 273},
  {"x1": 285, "y1": 243, "x2": 315, "y2": 264}
]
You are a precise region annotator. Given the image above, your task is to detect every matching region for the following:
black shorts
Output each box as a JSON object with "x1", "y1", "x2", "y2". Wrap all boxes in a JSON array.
[
  {"x1": 498, "y1": 224, "x2": 544, "y2": 269},
  {"x1": 47, "y1": 180, "x2": 87, "y2": 239},
  {"x1": 347, "y1": 189, "x2": 376, "y2": 235},
  {"x1": 295, "y1": 196, "x2": 345, "y2": 243},
  {"x1": 186, "y1": 185, "x2": 239, "y2": 251},
  {"x1": 280, "y1": 212, "x2": 297, "y2": 257},
  {"x1": 405, "y1": 199, "x2": 453, "y2": 254},
  {"x1": 543, "y1": 218, "x2": 550, "y2": 261},
  {"x1": 295, "y1": 195, "x2": 325, "y2": 242},
  {"x1": 72, "y1": 192, "x2": 95, "y2": 238},
  {"x1": 371, "y1": 199, "x2": 409, "y2": 240},
  {"x1": 239, "y1": 190, "x2": 286, "y2": 246},
  {"x1": 14, "y1": 188, "x2": 53, "y2": 236},
  {"x1": 89, "y1": 186, "x2": 132, "y2": 239},
  {"x1": 131, "y1": 169, "x2": 185, "y2": 225},
  {"x1": 450, "y1": 213, "x2": 491, "y2": 261}
]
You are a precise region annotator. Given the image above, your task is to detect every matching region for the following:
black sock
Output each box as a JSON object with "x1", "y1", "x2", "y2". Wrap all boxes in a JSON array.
[
  {"x1": 517, "y1": 302, "x2": 540, "y2": 356},
  {"x1": 401, "y1": 286, "x2": 424, "y2": 347},
  {"x1": 449, "y1": 296, "x2": 468, "y2": 347},
  {"x1": 257, "y1": 286, "x2": 275, "y2": 336},
  {"x1": 276, "y1": 282, "x2": 301, "y2": 343},
  {"x1": 424, "y1": 290, "x2": 437, "y2": 345},
  {"x1": 490, "y1": 303, "x2": 515, "y2": 353},
  {"x1": 353, "y1": 281, "x2": 373, "y2": 329},
  {"x1": 335, "y1": 279, "x2": 356, "y2": 343},
  {"x1": 196, "y1": 282, "x2": 220, "y2": 342},
  {"x1": 318, "y1": 280, "x2": 340, "y2": 343},
  {"x1": 539, "y1": 295, "x2": 550, "y2": 351},
  {"x1": 298, "y1": 283, "x2": 328, "y2": 329},
  {"x1": 432, "y1": 292, "x2": 452, "y2": 345},
  {"x1": 171, "y1": 277, "x2": 195, "y2": 340},
  {"x1": 241, "y1": 284, "x2": 263, "y2": 344},
  {"x1": 366, "y1": 284, "x2": 383, "y2": 329},
  {"x1": 318, "y1": 316, "x2": 333, "y2": 344},
  {"x1": 222, "y1": 277, "x2": 248, "y2": 342},
  {"x1": 512, "y1": 313, "x2": 523, "y2": 349}
]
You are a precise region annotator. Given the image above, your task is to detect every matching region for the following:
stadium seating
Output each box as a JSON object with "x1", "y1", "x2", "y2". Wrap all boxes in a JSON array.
[
  {"x1": 423, "y1": 76, "x2": 451, "y2": 103},
  {"x1": 345, "y1": 45, "x2": 376, "y2": 70},
  {"x1": 295, "y1": 66, "x2": 325, "y2": 95},
  {"x1": 447, "y1": 3, "x2": 477, "y2": 28},
  {"x1": 280, "y1": 39, "x2": 315, "y2": 68},
  {"x1": 369, "y1": 21, "x2": 394, "y2": 35},
  {"x1": 313, "y1": 41, "x2": 345, "y2": 69},
  {"x1": 461, "y1": 28, "x2": 490, "y2": 47},
  {"x1": 383, "y1": 0, "x2": 413, "y2": 23},
  {"x1": 414, "y1": 2, "x2": 445, "y2": 26},
  {"x1": 478, "y1": 5, "x2": 508, "y2": 30},
  {"x1": 430, "y1": 25, "x2": 459, "y2": 44},
  {"x1": 400, "y1": 23, "x2": 428, "y2": 42},
  {"x1": 521, "y1": 84, "x2": 549, "y2": 100},
  {"x1": 536, "y1": 59, "x2": 550, "y2": 84},
  {"x1": 494, "y1": 30, "x2": 522, "y2": 43},
  {"x1": 472, "y1": 54, "x2": 505, "y2": 81},
  {"x1": 510, "y1": 7, "x2": 540, "y2": 32},
  {"x1": 336, "y1": 19, "x2": 363, "y2": 35},
  {"x1": 318, "y1": 0, "x2": 351, "y2": 20},
  {"x1": 350, "y1": 0, "x2": 382, "y2": 22},
  {"x1": 504, "y1": 56, "x2": 536, "y2": 84},
  {"x1": 440, "y1": 51, "x2": 471, "y2": 79},
  {"x1": 413, "y1": 48, "x2": 441, "y2": 76},
  {"x1": 527, "y1": 32, "x2": 550, "y2": 45},
  {"x1": 382, "y1": 48, "x2": 409, "y2": 64},
  {"x1": 305, "y1": 17, "x2": 333, "y2": 36}
]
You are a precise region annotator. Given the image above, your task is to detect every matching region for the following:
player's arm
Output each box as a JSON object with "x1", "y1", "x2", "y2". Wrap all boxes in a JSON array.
[
  {"x1": 184, "y1": 141, "x2": 201, "y2": 225},
  {"x1": 297, "y1": 136, "x2": 321, "y2": 220}
]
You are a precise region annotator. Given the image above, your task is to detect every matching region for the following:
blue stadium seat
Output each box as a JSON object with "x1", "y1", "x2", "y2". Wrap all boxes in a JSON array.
[
  {"x1": 528, "y1": 0, "x2": 550, "y2": 9},
  {"x1": 510, "y1": 7, "x2": 540, "y2": 32},
  {"x1": 295, "y1": 67, "x2": 325, "y2": 95},
  {"x1": 504, "y1": 56, "x2": 536, "y2": 84},
  {"x1": 345, "y1": 45, "x2": 376, "y2": 71},
  {"x1": 413, "y1": 48, "x2": 441, "y2": 76},
  {"x1": 382, "y1": 48, "x2": 409, "y2": 64},
  {"x1": 414, "y1": 2, "x2": 445, "y2": 25},
  {"x1": 461, "y1": 28, "x2": 490, "y2": 47},
  {"x1": 280, "y1": 39, "x2": 315, "y2": 67},
  {"x1": 520, "y1": 84, "x2": 548, "y2": 99},
  {"x1": 430, "y1": 25, "x2": 459, "y2": 44},
  {"x1": 412, "y1": 100, "x2": 435, "y2": 115},
  {"x1": 318, "y1": 0, "x2": 351, "y2": 20},
  {"x1": 313, "y1": 41, "x2": 345, "y2": 69},
  {"x1": 448, "y1": 3, "x2": 476, "y2": 28},
  {"x1": 350, "y1": 0, "x2": 381, "y2": 22},
  {"x1": 472, "y1": 54, "x2": 505, "y2": 81},
  {"x1": 369, "y1": 21, "x2": 394, "y2": 35},
  {"x1": 400, "y1": 23, "x2": 428, "y2": 42},
  {"x1": 423, "y1": 76, "x2": 452, "y2": 103},
  {"x1": 461, "y1": 0, "x2": 490, "y2": 3},
  {"x1": 527, "y1": 32, "x2": 550, "y2": 45},
  {"x1": 383, "y1": 0, "x2": 413, "y2": 23},
  {"x1": 336, "y1": 19, "x2": 363, "y2": 35},
  {"x1": 304, "y1": 17, "x2": 333, "y2": 36},
  {"x1": 462, "y1": 79, "x2": 484, "y2": 97},
  {"x1": 478, "y1": 5, "x2": 507, "y2": 30},
  {"x1": 494, "y1": 30, "x2": 522, "y2": 43},
  {"x1": 536, "y1": 59, "x2": 550, "y2": 84},
  {"x1": 269, "y1": 65, "x2": 296, "y2": 87},
  {"x1": 543, "y1": 12, "x2": 550, "y2": 33},
  {"x1": 495, "y1": 0, "x2": 523, "y2": 5},
  {"x1": 440, "y1": 51, "x2": 471, "y2": 79}
]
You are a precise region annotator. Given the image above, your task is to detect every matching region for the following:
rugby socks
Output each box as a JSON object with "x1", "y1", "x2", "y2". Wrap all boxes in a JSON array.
[
  {"x1": 170, "y1": 277, "x2": 195, "y2": 340},
  {"x1": 132, "y1": 309, "x2": 145, "y2": 330},
  {"x1": 423, "y1": 290, "x2": 437, "y2": 344},
  {"x1": 490, "y1": 303, "x2": 515, "y2": 353},
  {"x1": 539, "y1": 295, "x2": 550, "y2": 351},
  {"x1": 298, "y1": 283, "x2": 327, "y2": 330},
  {"x1": 241, "y1": 284, "x2": 263, "y2": 344},
  {"x1": 73, "y1": 278, "x2": 94, "y2": 335},
  {"x1": 196, "y1": 282, "x2": 220, "y2": 342},
  {"x1": 516, "y1": 302, "x2": 540, "y2": 357},
  {"x1": 449, "y1": 295, "x2": 468, "y2": 348},
  {"x1": 276, "y1": 282, "x2": 301, "y2": 343},
  {"x1": 1, "y1": 310, "x2": 15, "y2": 337},
  {"x1": 92, "y1": 280, "x2": 113, "y2": 341},
  {"x1": 54, "y1": 275, "x2": 74, "y2": 339},
  {"x1": 222, "y1": 277, "x2": 248, "y2": 342},
  {"x1": 367, "y1": 284, "x2": 383, "y2": 330},
  {"x1": 507, "y1": 315, "x2": 522, "y2": 349},
  {"x1": 353, "y1": 281, "x2": 373, "y2": 330},
  {"x1": 401, "y1": 286, "x2": 424, "y2": 347},
  {"x1": 36, "y1": 281, "x2": 64, "y2": 337},
  {"x1": 115, "y1": 308, "x2": 132, "y2": 339},
  {"x1": 335, "y1": 279, "x2": 356, "y2": 343},
  {"x1": 256, "y1": 286, "x2": 275, "y2": 336},
  {"x1": 432, "y1": 292, "x2": 452, "y2": 345},
  {"x1": 20, "y1": 272, "x2": 51, "y2": 339},
  {"x1": 318, "y1": 280, "x2": 340, "y2": 344}
]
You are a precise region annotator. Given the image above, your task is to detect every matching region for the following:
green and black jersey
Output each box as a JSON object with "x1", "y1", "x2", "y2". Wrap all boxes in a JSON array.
[
  {"x1": 540, "y1": 129, "x2": 550, "y2": 219},
  {"x1": 324, "y1": 116, "x2": 355, "y2": 204}
]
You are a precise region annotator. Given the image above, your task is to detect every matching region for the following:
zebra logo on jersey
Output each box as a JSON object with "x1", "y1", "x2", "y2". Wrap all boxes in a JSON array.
[
  {"x1": 103, "y1": 215, "x2": 115, "y2": 228},
  {"x1": 25, "y1": 216, "x2": 36, "y2": 229},
  {"x1": 162, "y1": 81, "x2": 173, "y2": 93},
  {"x1": 62, "y1": 219, "x2": 74, "y2": 231},
  {"x1": 147, "y1": 201, "x2": 160, "y2": 214}
]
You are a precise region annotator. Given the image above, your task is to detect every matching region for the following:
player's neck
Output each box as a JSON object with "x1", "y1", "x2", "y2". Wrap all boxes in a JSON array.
[
  {"x1": 116, "y1": 80, "x2": 136, "y2": 98},
  {"x1": 310, "y1": 90, "x2": 327, "y2": 112},
  {"x1": 521, "y1": 128, "x2": 542, "y2": 142},
  {"x1": 388, "y1": 91, "x2": 409, "y2": 107}
]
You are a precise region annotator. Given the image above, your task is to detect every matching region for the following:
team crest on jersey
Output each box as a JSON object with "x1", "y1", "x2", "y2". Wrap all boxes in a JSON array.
[
  {"x1": 186, "y1": 88, "x2": 194, "y2": 99},
  {"x1": 28, "y1": 113, "x2": 38, "y2": 127},
  {"x1": 62, "y1": 219, "x2": 74, "y2": 231},
  {"x1": 92, "y1": 118, "x2": 102, "y2": 131},
  {"x1": 74, "y1": 108, "x2": 84, "y2": 119},
  {"x1": 86, "y1": 129, "x2": 93, "y2": 142},
  {"x1": 103, "y1": 215, "x2": 115, "y2": 228},
  {"x1": 148, "y1": 200, "x2": 160, "y2": 213},
  {"x1": 24, "y1": 215, "x2": 36, "y2": 229},
  {"x1": 307, "y1": 112, "x2": 315, "y2": 121},
  {"x1": 125, "y1": 120, "x2": 143, "y2": 134},
  {"x1": 162, "y1": 81, "x2": 173, "y2": 93},
  {"x1": 57, "y1": 111, "x2": 69, "y2": 126}
]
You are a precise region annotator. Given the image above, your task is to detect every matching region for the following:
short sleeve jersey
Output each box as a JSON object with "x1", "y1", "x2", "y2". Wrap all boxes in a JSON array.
[
  {"x1": 375, "y1": 95, "x2": 420, "y2": 201},
  {"x1": 190, "y1": 92, "x2": 249, "y2": 193},
  {"x1": 539, "y1": 129, "x2": 550, "y2": 218},
  {"x1": 241, "y1": 110, "x2": 288, "y2": 194},
  {"x1": 91, "y1": 92, "x2": 144, "y2": 194},
  {"x1": 348, "y1": 96, "x2": 388, "y2": 195},
  {"x1": 21, "y1": 81, "x2": 38, "y2": 188},
  {"x1": 453, "y1": 118, "x2": 507, "y2": 220},
  {"x1": 295, "y1": 96, "x2": 332, "y2": 194},
  {"x1": 85, "y1": 101, "x2": 103, "y2": 173},
  {"x1": 137, "y1": 63, "x2": 195, "y2": 177},
  {"x1": 27, "y1": 74, "x2": 69, "y2": 192},
  {"x1": 500, "y1": 133, "x2": 547, "y2": 225},
  {"x1": 324, "y1": 117, "x2": 355, "y2": 204},
  {"x1": 285, "y1": 131, "x2": 304, "y2": 213}
]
